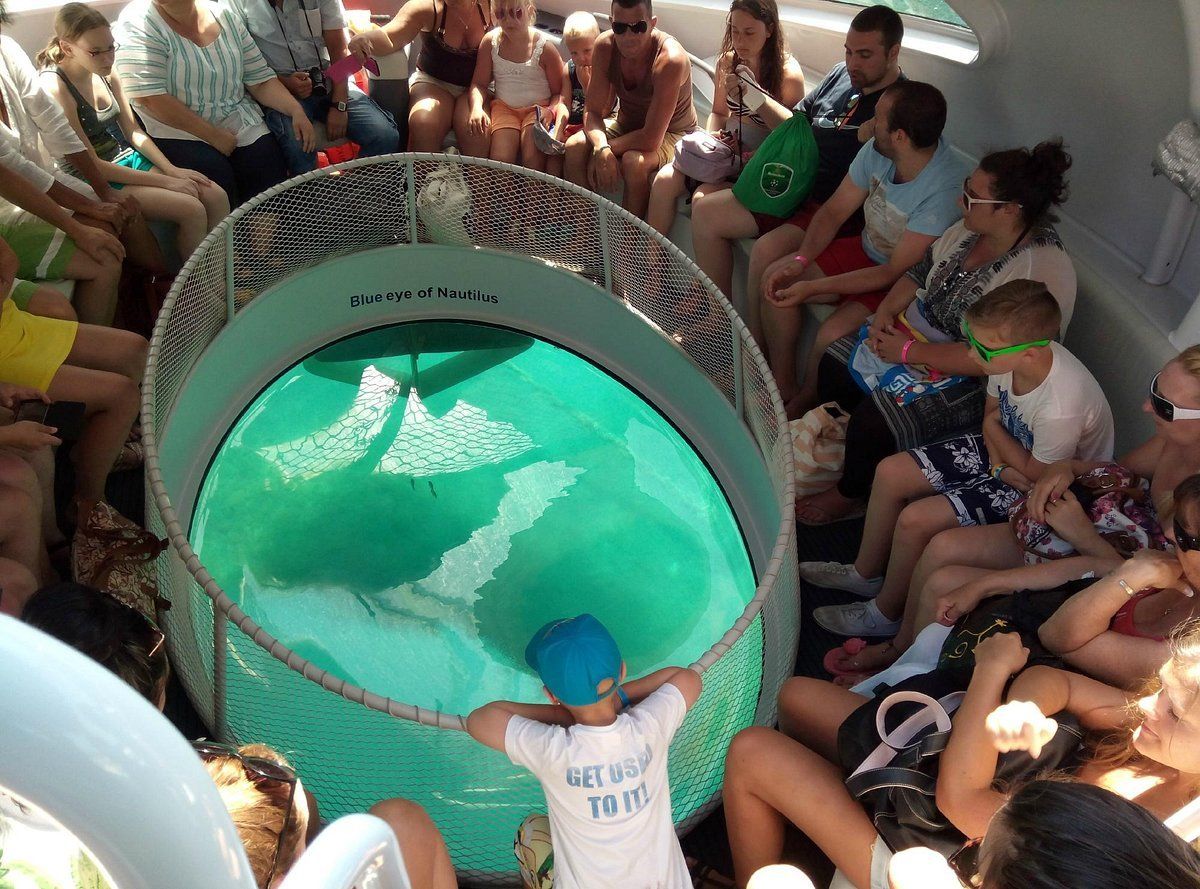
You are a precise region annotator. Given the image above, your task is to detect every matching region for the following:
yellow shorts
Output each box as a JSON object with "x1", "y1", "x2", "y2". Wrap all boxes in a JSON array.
[
  {"x1": 489, "y1": 98, "x2": 543, "y2": 134},
  {"x1": 604, "y1": 118, "x2": 688, "y2": 168},
  {"x1": 0, "y1": 298, "x2": 77, "y2": 392}
]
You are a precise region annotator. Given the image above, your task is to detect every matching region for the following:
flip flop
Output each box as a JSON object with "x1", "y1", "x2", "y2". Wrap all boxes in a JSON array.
[{"x1": 823, "y1": 638, "x2": 868, "y2": 677}]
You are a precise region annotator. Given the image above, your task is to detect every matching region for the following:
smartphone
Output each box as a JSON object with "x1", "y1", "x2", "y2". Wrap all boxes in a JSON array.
[{"x1": 15, "y1": 399, "x2": 86, "y2": 442}]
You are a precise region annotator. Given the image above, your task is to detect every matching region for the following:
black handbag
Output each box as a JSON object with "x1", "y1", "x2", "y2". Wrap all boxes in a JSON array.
[
  {"x1": 936, "y1": 581, "x2": 1093, "y2": 673},
  {"x1": 837, "y1": 669, "x2": 1085, "y2": 856}
]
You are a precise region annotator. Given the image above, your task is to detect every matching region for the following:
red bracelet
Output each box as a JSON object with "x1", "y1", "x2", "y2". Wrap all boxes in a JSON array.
[
  {"x1": 900, "y1": 339, "x2": 916, "y2": 363},
  {"x1": 793, "y1": 254, "x2": 810, "y2": 268}
]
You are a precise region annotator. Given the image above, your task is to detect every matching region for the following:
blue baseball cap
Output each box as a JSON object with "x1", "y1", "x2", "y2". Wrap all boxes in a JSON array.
[{"x1": 524, "y1": 614, "x2": 623, "y2": 706}]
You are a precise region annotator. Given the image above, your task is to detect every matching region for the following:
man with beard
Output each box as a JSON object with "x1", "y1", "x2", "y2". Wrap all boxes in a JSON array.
[
  {"x1": 563, "y1": 0, "x2": 697, "y2": 220},
  {"x1": 757, "y1": 80, "x2": 966, "y2": 415},
  {"x1": 692, "y1": 4, "x2": 906, "y2": 298}
]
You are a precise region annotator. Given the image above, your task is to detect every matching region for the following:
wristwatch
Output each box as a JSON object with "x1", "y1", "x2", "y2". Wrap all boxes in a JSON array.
[{"x1": 334, "y1": 101, "x2": 348, "y2": 112}]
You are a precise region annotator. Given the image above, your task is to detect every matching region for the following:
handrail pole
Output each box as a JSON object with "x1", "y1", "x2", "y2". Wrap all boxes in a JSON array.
[
  {"x1": 213, "y1": 612, "x2": 228, "y2": 740},
  {"x1": 224, "y1": 223, "x2": 236, "y2": 321}
]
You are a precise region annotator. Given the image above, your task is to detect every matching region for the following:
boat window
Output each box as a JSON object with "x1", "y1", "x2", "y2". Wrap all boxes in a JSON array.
[{"x1": 835, "y1": 0, "x2": 967, "y2": 29}]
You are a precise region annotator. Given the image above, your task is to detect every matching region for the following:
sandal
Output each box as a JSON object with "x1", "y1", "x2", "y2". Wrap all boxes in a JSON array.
[
  {"x1": 823, "y1": 638, "x2": 868, "y2": 676},
  {"x1": 687, "y1": 857, "x2": 735, "y2": 889}
]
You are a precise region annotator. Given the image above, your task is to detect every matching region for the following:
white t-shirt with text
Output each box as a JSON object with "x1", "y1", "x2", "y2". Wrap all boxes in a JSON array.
[
  {"x1": 505, "y1": 684, "x2": 690, "y2": 889},
  {"x1": 987, "y1": 341, "x2": 1114, "y2": 465}
]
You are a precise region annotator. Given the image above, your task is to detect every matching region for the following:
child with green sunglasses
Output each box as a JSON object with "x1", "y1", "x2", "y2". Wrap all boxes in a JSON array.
[{"x1": 809, "y1": 280, "x2": 1115, "y2": 650}]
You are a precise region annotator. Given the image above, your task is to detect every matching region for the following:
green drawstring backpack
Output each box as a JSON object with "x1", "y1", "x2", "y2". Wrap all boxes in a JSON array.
[{"x1": 731, "y1": 111, "x2": 819, "y2": 217}]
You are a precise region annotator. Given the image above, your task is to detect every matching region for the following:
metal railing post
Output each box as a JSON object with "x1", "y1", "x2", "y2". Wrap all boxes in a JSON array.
[
  {"x1": 597, "y1": 207, "x2": 614, "y2": 294},
  {"x1": 224, "y1": 224, "x2": 236, "y2": 322},
  {"x1": 213, "y1": 612, "x2": 228, "y2": 740},
  {"x1": 405, "y1": 158, "x2": 418, "y2": 245},
  {"x1": 732, "y1": 329, "x2": 745, "y2": 420}
]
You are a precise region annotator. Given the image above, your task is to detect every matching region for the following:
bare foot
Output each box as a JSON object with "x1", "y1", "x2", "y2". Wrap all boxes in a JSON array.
[
  {"x1": 833, "y1": 640, "x2": 899, "y2": 674},
  {"x1": 795, "y1": 486, "x2": 865, "y2": 525}
]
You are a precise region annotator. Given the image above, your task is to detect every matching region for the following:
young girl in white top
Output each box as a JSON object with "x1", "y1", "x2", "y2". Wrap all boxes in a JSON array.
[
  {"x1": 467, "y1": 0, "x2": 565, "y2": 171},
  {"x1": 38, "y1": 3, "x2": 229, "y2": 261}
]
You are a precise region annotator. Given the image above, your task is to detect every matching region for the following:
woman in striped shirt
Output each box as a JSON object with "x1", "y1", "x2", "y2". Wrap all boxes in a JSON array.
[{"x1": 114, "y1": 0, "x2": 315, "y2": 208}]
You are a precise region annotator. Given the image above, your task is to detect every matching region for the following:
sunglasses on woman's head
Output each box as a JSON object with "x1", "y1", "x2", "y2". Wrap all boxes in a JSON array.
[
  {"x1": 193, "y1": 741, "x2": 297, "y2": 885},
  {"x1": 949, "y1": 836, "x2": 984, "y2": 887},
  {"x1": 611, "y1": 20, "x2": 649, "y2": 34},
  {"x1": 962, "y1": 319, "x2": 1050, "y2": 363},
  {"x1": 1149, "y1": 373, "x2": 1200, "y2": 422}
]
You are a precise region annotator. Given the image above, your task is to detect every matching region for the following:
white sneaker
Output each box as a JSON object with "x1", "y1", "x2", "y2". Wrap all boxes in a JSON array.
[
  {"x1": 812, "y1": 600, "x2": 902, "y2": 637},
  {"x1": 799, "y1": 561, "x2": 883, "y2": 597}
]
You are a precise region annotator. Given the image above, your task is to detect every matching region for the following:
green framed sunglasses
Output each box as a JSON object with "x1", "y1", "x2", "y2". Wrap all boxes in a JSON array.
[{"x1": 962, "y1": 319, "x2": 1051, "y2": 362}]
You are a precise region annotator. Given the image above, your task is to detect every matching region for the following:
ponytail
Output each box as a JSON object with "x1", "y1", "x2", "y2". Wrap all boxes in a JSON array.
[
  {"x1": 34, "y1": 37, "x2": 65, "y2": 69},
  {"x1": 979, "y1": 138, "x2": 1072, "y2": 225}
]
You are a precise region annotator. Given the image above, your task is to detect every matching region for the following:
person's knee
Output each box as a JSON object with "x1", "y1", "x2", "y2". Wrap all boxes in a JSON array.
[
  {"x1": 725, "y1": 725, "x2": 778, "y2": 780},
  {"x1": 118, "y1": 331, "x2": 150, "y2": 380},
  {"x1": 27, "y1": 290, "x2": 76, "y2": 321},
  {"x1": 873, "y1": 452, "x2": 913, "y2": 491},
  {"x1": 620, "y1": 150, "x2": 654, "y2": 181},
  {"x1": 0, "y1": 451, "x2": 38, "y2": 494},
  {"x1": 778, "y1": 676, "x2": 825, "y2": 726},
  {"x1": 923, "y1": 527, "x2": 963, "y2": 570},
  {"x1": 0, "y1": 557, "x2": 38, "y2": 616},
  {"x1": 924, "y1": 564, "x2": 965, "y2": 600},
  {"x1": 896, "y1": 498, "x2": 947, "y2": 539},
  {"x1": 367, "y1": 797, "x2": 439, "y2": 847}
]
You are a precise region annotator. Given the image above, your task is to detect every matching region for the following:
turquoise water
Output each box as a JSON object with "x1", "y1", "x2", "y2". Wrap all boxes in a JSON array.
[{"x1": 191, "y1": 322, "x2": 756, "y2": 715}]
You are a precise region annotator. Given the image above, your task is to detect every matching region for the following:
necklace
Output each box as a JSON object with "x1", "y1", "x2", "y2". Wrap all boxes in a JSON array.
[{"x1": 446, "y1": 0, "x2": 475, "y2": 33}]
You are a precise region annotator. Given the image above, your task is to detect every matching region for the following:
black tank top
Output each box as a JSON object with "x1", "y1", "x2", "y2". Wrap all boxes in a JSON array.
[{"x1": 416, "y1": 0, "x2": 487, "y2": 88}]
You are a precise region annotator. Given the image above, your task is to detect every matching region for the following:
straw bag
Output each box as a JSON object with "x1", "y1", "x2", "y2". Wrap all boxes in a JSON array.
[
  {"x1": 72, "y1": 501, "x2": 169, "y2": 625},
  {"x1": 790, "y1": 402, "x2": 849, "y2": 496},
  {"x1": 417, "y1": 150, "x2": 472, "y2": 246}
]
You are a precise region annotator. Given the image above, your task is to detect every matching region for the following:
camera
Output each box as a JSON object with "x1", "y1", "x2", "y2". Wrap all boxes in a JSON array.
[{"x1": 308, "y1": 65, "x2": 327, "y2": 97}]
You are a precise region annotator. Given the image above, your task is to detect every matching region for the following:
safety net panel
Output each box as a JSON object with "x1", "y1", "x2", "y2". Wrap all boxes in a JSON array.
[{"x1": 143, "y1": 155, "x2": 798, "y2": 885}]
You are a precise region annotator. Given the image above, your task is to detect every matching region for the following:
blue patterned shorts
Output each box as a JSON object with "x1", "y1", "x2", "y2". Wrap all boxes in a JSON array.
[{"x1": 908, "y1": 433, "x2": 1023, "y2": 527}]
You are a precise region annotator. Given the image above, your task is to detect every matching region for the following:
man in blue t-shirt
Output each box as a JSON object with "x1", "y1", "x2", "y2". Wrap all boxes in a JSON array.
[
  {"x1": 691, "y1": 4, "x2": 905, "y2": 298},
  {"x1": 757, "y1": 80, "x2": 966, "y2": 418}
]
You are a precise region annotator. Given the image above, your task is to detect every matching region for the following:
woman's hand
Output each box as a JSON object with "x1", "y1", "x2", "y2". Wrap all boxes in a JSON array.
[
  {"x1": 973, "y1": 632, "x2": 1029, "y2": 677},
  {"x1": 867, "y1": 309, "x2": 896, "y2": 343},
  {"x1": 872, "y1": 326, "x2": 909, "y2": 363},
  {"x1": 468, "y1": 107, "x2": 490, "y2": 138},
  {"x1": 1122, "y1": 548, "x2": 1191, "y2": 596},
  {"x1": 348, "y1": 29, "x2": 387, "y2": 62},
  {"x1": 158, "y1": 174, "x2": 201, "y2": 198},
  {"x1": 0, "y1": 420, "x2": 61, "y2": 452},
  {"x1": 167, "y1": 166, "x2": 215, "y2": 190},
  {"x1": 292, "y1": 113, "x2": 316, "y2": 153},
  {"x1": 986, "y1": 700, "x2": 1059, "y2": 758},
  {"x1": 209, "y1": 127, "x2": 238, "y2": 157},
  {"x1": 1027, "y1": 460, "x2": 1076, "y2": 523},
  {"x1": 1043, "y1": 491, "x2": 1100, "y2": 548},
  {"x1": 0, "y1": 384, "x2": 48, "y2": 410},
  {"x1": 935, "y1": 580, "x2": 993, "y2": 626}
]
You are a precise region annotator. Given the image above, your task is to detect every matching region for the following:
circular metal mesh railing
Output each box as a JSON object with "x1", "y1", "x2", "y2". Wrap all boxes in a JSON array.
[{"x1": 142, "y1": 154, "x2": 798, "y2": 883}]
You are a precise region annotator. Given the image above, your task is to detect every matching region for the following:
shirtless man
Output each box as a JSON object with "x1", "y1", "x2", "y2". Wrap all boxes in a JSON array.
[{"x1": 563, "y1": 0, "x2": 697, "y2": 220}]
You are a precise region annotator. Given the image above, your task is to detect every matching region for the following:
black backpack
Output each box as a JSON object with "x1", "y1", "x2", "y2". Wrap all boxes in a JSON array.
[{"x1": 836, "y1": 668, "x2": 1085, "y2": 856}]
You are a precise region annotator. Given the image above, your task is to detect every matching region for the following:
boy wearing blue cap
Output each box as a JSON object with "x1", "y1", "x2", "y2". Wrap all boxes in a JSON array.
[{"x1": 467, "y1": 613, "x2": 703, "y2": 889}]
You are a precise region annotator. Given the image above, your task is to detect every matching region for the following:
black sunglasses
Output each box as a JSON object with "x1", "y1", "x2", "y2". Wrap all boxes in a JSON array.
[
  {"x1": 949, "y1": 836, "x2": 983, "y2": 887},
  {"x1": 194, "y1": 741, "x2": 297, "y2": 885},
  {"x1": 1176, "y1": 518, "x2": 1200, "y2": 553},
  {"x1": 611, "y1": 19, "x2": 649, "y2": 34}
]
